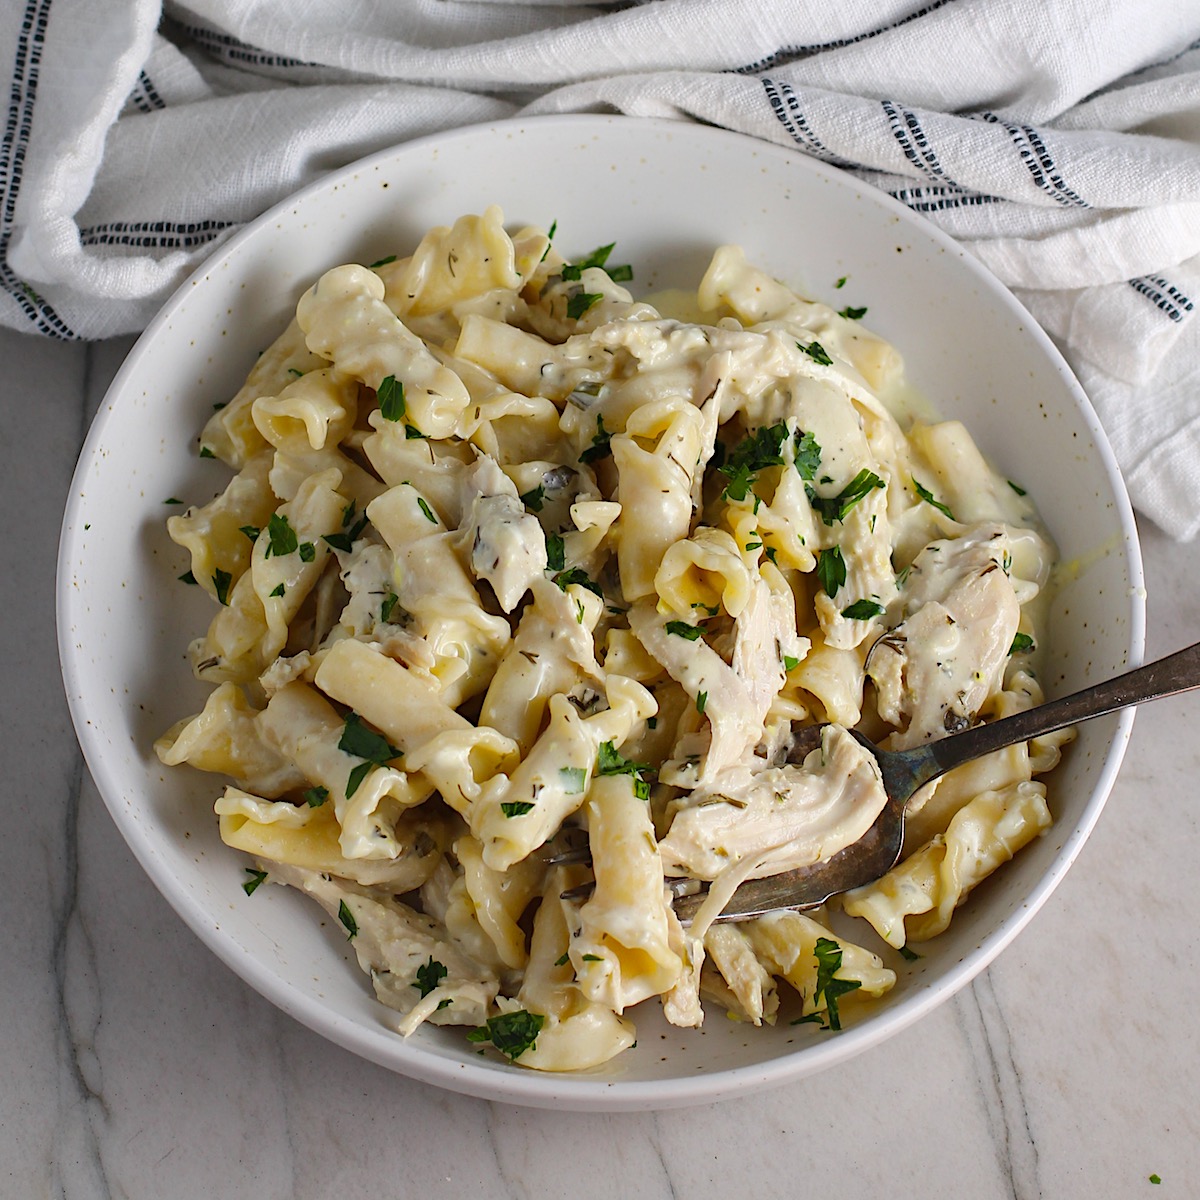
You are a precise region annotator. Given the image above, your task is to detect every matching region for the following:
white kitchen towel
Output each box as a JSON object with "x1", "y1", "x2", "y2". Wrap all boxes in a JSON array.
[{"x1": 5, "y1": 0, "x2": 1200, "y2": 535}]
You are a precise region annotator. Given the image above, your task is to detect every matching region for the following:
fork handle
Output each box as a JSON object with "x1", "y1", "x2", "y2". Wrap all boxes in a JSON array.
[{"x1": 917, "y1": 637, "x2": 1200, "y2": 783}]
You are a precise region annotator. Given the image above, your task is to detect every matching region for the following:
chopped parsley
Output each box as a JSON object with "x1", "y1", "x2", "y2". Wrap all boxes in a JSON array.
[
  {"x1": 287, "y1": 367, "x2": 304, "y2": 378},
  {"x1": 719, "y1": 422, "x2": 788, "y2": 501},
  {"x1": 561, "y1": 241, "x2": 632, "y2": 283},
  {"x1": 413, "y1": 957, "x2": 448, "y2": 997},
  {"x1": 239, "y1": 524, "x2": 260, "y2": 542},
  {"x1": 545, "y1": 532, "x2": 566, "y2": 572},
  {"x1": 841, "y1": 598, "x2": 884, "y2": 621},
  {"x1": 793, "y1": 430, "x2": 822, "y2": 480},
  {"x1": 338, "y1": 712, "x2": 402, "y2": 766},
  {"x1": 838, "y1": 305, "x2": 868, "y2": 320},
  {"x1": 1149, "y1": 1175, "x2": 1162, "y2": 1186},
  {"x1": 417, "y1": 497, "x2": 437, "y2": 524},
  {"x1": 578, "y1": 414, "x2": 612, "y2": 464},
  {"x1": 520, "y1": 484, "x2": 546, "y2": 512},
  {"x1": 913, "y1": 477, "x2": 955, "y2": 520},
  {"x1": 696, "y1": 690, "x2": 708, "y2": 715},
  {"x1": 799, "y1": 340, "x2": 833, "y2": 366},
  {"x1": 1009, "y1": 632, "x2": 1035, "y2": 655},
  {"x1": 553, "y1": 566, "x2": 603, "y2": 597},
  {"x1": 269, "y1": 582, "x2": 285, "y2": 597},
  {"x1": 242, "y1": 868, "x2": 268, "y2": 896},
  {"x1": 596, "y1": 740, "x2": 653, "y2": 801},
  {"x1": 897, "y1": 945, "x2": 921, "y2": 962},
  {"x1": 345, "y1": 761, "x2": 374, "y2": 799},
  {"x1": 265, "y1": 512, "x2": 298, "y2": 558},
  {"x1": 581, "y1": 954, "x2": 603, "y2": 962},
  {"x1": 501, "y1": 800, "x2": 535, "y2": 818},
  {"x1": 816, "y1": 545, "x2": 846, "y2": 596},
  {"x1": 377, "y1": 374, "x2": 406, "y2": 422},
  {"x1": 178, "y1": 570, "x2": 198, "y2": 585},
  {"x1": 337, "y1": 899, "x2": 358, "y2": 939},
  {"x1": 304, "y1": 785, "x2": 329, "y2": 808},
  {"x1": 835, "y1": 275, "x2": 847, "y2": 289},
  {"x1": 164, "y1": 497, "x2": 183, "y2": 506},
  {"x1": 809, "y1": 936, "x2": 862, "y2": 1030},
  {"x1": 199, "y1": 445, "x2": 215, "y2": 458},
  {"x1": 566, "y1": 291, "x2": 602, "y2": 320},
  {"x1": 212, "y1": 568, "x2": 232, "y2": 606},
  {"x1": 369, "y1": 254, "x2": 397, "y2": 268},
  {"x1": 783, "y1": 655, "x2": 800, "y2": 672},
  {"x1": 665, "y1": 620, "x2": 703, "y2": 641},
  {"x1": 806, "y1": 468, "x2": 885, "y2": 525},
  {"x1": 380, "y1": 592, "x2": 400, "y2": 623},
  {"x1": 405, "y1": 424, "x2": 426, "y2": 439},
  {"x1": 324, "y1": 508, "x2": 369, "y2": 552},
  {"x1": 298, "y1": 541, "x2": 316, "y2": 563},
  {"x1": 466, "y1": 1009, "x2": 545, "y2": 1061},
  {"x1": 1008, "y1": 479, "x2": 1027, "y2": 496},
  {"x1": 559, "y1": 766, "x2": 587, "y2": 794}
]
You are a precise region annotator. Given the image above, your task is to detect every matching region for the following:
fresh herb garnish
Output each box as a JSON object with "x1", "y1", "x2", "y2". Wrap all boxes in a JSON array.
[
  {"x1": 239, "y1": 524, "x2": 260, "y2": 542},
  {"x1": 298, "y1": 541, "x2": 316, "y2": 563},
  {"x1": 345, "y1": 761, "x2": 374, "y2": 799},
  {"x1": 841, "y1": 598, "x2": 884, "y2": 621},
  {"x1": 799, "y1": 340, "x2": 833, "y2": 366},
  {"x1": 520, "y1": 484, "x2": 546, "y2": 512},
  {"x1": 1008, "y1": 479, "x2": 1027, "y2": 496},
  {"x1": 501, "y1": 800, "x2": 535, "y2": 818},
  {"x1": 578, "y1": 414, "x2": 612, "y2": 464},
  {"x1": 913, "y1": 478, "x2": 955, "y2": 520},
  {"x1": 337, "y1": 899, "x2": 358, "y2": 939},
  {"x1": 466, "y1": 1010, "x2": 545, "y2": 1061},
  {"x1": 665, "y1": 620, "x2": 703, "y2": 641},
  {"x1": 596, "y1": 740, "x2": 652, "y2": 801},
  {"x1": 1009, "y1": 632, "x2": 1035, "y2": 655},
  {"x1": 553, "y1": 567, "x2": 602, "y2": 597},
  {"x1": 816, "y1": 546, "x2": 846, "y2": 596},
  {"x1": 164, "y1": 497, "x2": 183, "y2": 506},
  {"x1": 242, "y1": 868, "x2": 268, "y2": 896},
  {"x1": 566, "y1": 291, "x2": 602, "y2": 320},
  {"x1": 199, "y1": 445, "x2": 215, "y2": 458},
  {"x1": 545, "y1": 532, "x2": 566, "y2": 572},
  {"x1": 835, "y1": 275, "x2": 847, "y2": 289},
  {"x1": 696, "y1": 691, "x2": 708, "y2": 715},
  {"x1": 838, "y1": 305, "x2": 868, "y2": 320},
  {"x1": 369, "y1": 254, "x2": 397, "y2": 268},
  {"x1": 810, "y1": 936, "x2": 862, "y2": 1030},
  {"x1": 417, "y1": 497, "x2": 437, "y2": 524},
  {"x1": 304, "y1": 786, "x2": 329, "y2": 808},
  {"x1": 807, "y1": 468, "x2": 885, "y2": 525},
  {"x1": 338, "y1": 712, "x2": 401, "y2": 766},
  {"x1": 413, "y1": 957, "x2": 448, "y2": 997},
  {"x1": 265, "y1": 512, "x2": 299, "y2": 558},
  {"x1": 377, "y1": 375, "x2": 406, "y2": 422},
  {"x1": 719, "y1": 423, "x2": 788, "y2": 501},
  {"x1": 897, "y1": 945, "x2": 921, "y2": 962},
  {"x1": 323, "y1": 511, "x2": 368, "y2": 552},
  {"x1": 213, "y1": 568, "x2": 232, "y2": 606},
  {"x1": 793, "y1": 430, "x2": 822, "y2": 480},
  {"x1": 783, "y1": 655, "x2": 800, "y2": 672},
  {"x1": 380, "y1": 592, "x2": 400, "y2": 623},
  {"x1": 178, "y1": 570, "x2": 198, "y2": 585},
  {"x1": 269, "y1": 582, "x2": 285, "y2": 597}
]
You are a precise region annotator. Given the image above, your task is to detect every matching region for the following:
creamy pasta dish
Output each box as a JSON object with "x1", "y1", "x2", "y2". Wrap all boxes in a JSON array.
[{"x1": 156, "y1": 208, "x2": 1069, "y2": 1069}]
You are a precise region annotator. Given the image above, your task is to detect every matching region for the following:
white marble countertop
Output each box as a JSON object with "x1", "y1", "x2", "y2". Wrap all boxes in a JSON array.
[{"x1": 6, "y1": 322, "x2": 1199, "y2": 1199}]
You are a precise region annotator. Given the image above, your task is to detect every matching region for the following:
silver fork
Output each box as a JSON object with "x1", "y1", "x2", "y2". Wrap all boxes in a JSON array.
[{"x1": 566, "y1": 639, "x2": 1200, "y2": 925}]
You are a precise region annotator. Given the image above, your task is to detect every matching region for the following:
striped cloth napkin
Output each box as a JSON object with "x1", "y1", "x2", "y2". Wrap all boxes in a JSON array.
[{"x1": 4, "y1": 1, "x2": 1199, "y2": 535}]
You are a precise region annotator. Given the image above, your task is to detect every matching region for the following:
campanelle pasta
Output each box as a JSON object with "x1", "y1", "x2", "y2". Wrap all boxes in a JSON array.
[{"x1": 156, "y1": 206, "x2": 1068, "y2": 1069}]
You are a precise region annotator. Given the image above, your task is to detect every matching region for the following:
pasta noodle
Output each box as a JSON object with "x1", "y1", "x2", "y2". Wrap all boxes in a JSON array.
[{"x1": 157, "y1": 210, "x2": 1065, "y2": 1069}]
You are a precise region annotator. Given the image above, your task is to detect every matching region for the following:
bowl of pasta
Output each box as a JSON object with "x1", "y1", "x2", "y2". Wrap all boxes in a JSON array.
[{"x1": 58, "y1": 115, "x2": 1143, "y2": 1108}]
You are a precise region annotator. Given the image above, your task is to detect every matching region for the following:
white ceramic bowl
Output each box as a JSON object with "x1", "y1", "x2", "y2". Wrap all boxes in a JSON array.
[{"x1": 57, "y1": 115, "x2": 1144, "y2": 1110}]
